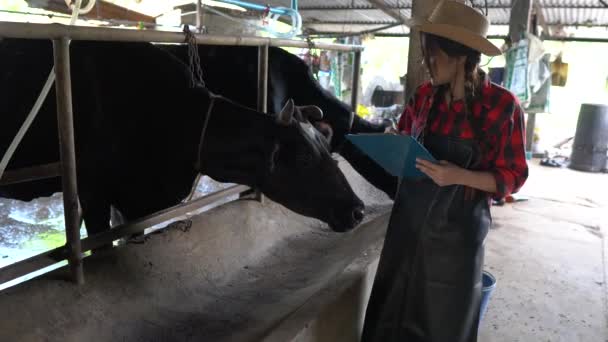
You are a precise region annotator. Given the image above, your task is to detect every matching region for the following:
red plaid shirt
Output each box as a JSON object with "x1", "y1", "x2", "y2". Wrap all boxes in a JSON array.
[{"x1": 398, "y1": 79, "x2": 528, "y2": 199}]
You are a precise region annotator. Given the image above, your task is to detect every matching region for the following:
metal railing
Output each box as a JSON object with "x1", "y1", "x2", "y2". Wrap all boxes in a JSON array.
[{"x1": 0, "y1": 21, "x2": 363, "y2": 287}]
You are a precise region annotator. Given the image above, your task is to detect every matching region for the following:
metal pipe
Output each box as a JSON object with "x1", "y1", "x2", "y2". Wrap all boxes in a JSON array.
[
  {"x1": 52, "y1": 37, "x2": 84, "y2": 285},
  {"x1": 365, "y1": 0, "x2": 404, "y2": 23},
  {"x1": 255, "y1": 44, "x2": 269, "y2": 203},
  {"x1": 308, "y1": 23, "x2": 402, "y2": 39},
  {"x1": 0, "y1": 162, "x2": 61, "y2": 186},
  {"x1": 0, "y1": 184, "x2": 249, "y2": 285},
  {"x1": 215, "y1": 0, "x2": 290, "y2": 15},
  {"x1": 350, "y1": 51, "x2": 362, "y2": 112},
  {"x1": 0, "y1": 22, "x2": 364, "y2": 52},
  {"x1": 374, "y1": 33, "x2": 608, "y2": 43},
  {"x1": 196, "y1": 0, "x2": 204, "y2": 33},
  {"x1": 258, "y1": 45, "x2": 269, "y2": 114}
]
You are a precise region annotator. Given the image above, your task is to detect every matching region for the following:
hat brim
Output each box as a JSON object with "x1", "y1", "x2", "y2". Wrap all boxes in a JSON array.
[{"x1": 406, "y1": 18, "x2": 502, "y2": 56}]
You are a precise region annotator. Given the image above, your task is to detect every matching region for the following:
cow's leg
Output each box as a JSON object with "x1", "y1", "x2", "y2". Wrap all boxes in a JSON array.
[
  {"x1": 110, "y1": 205, "x2": 126, "y2": 227},
  {"x1": 109, "y1": 205, "x2": 148, "y2": 245},
  {"x1": 79, "y1": 191, "x2": 112, "y2": 252}
]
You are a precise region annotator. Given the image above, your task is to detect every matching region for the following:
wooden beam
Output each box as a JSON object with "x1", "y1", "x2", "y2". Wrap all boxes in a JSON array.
[
  {"x1": 533, "y1": 0, "x2": 552, "y2": 37},
  {"x1": 0, "y1": 162, "x2": 61, "y2": 186},
  {"x1": 25, "y1": 0, "x2": 156, "y2": 23},
  {"x1": 405, "y1": 0, "x2": 439, "y2": 100}
]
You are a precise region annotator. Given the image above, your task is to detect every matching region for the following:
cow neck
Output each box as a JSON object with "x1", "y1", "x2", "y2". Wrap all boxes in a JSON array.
[{"x1": 195, "y1": 90, "x2": 276, "y2": 185}]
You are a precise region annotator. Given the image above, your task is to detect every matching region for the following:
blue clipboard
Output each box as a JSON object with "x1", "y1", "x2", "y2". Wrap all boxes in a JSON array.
[{"x1": 346, "y1": 133, "x2": 437, "y2": 179}]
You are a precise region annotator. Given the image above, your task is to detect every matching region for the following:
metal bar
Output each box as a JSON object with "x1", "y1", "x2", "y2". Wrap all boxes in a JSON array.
[
  {"x1": 350, "y1": 51, "x2": 362, "y2": 113},
  {"x1": 365, "y1": 0, "x2": 404, "y2": 23},
  {"x1": 52, "y1": 37, "x2": 84, "y2": 285},
  {"x1": 196, "y1": 0, "x2": 203, "y2": 32},
  {"x1": 0, "y1": 184, "x2": 249, "y2": 285},
  {"x1": 299, "y1": 4, "x2": 608, "y2": 10},
  {"x1": 258, "y1": 45, "x2": 269, "y2": 114},
  {"x1": 216, "y1": 0, "x2": 290, "y2": 15},
  {"x1": 374, "y1": 32, "x2": 608, "y2": 43},
  {"x1": 308, "y1": 23, "x2": 402, "y2": 38},
  {"x1": 305, "y1": 20, "x2": 399, "y2": 25},
  {"x1": 536, "y1": 36, "x2": 608, "y2": 43},
  {"x1": 255, "y1": 44, "x2": 269, "y2": 203},
  {"x1": 0, "y1": 162, "x2": 61, "y2": 186},
  {"x1": 0, "y1": 22, "x2": 363, "y2": 51}
]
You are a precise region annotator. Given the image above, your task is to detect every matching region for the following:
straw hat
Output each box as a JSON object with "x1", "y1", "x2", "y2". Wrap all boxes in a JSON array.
[{"x1": 405, "y1": 0, "x2": 501, "y2": 56}]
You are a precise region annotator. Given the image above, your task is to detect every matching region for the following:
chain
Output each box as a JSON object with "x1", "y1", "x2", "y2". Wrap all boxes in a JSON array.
[
  {"x1": 306, "y1": 36, "x2": 315, "y2": 52},
  {"x1": 183, "y1": 25, "x2": 205, "y2": 88}
]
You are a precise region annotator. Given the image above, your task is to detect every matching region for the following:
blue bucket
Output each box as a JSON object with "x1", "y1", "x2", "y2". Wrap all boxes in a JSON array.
[{"x1": 479, "y1": 271, "x2": 496, "y2": 324}]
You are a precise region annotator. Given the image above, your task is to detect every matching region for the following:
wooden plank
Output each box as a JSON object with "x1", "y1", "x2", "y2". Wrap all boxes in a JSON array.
[
  {"x1": 0, "y1": 184, "x2": 249, "y2": 285},
  {"x1": 0, "y1": 162, "x2": 61, "y2": 186}
]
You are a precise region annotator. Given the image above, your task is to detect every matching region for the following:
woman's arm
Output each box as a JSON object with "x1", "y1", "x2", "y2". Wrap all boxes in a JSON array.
[
  {"x1": 460, "y1": 169, "x2": 497, "y2": 193},
  {"x1": 415, "y1": 159, "x2": 496, "y2": 193},
  {"x1": 416, "y1": 98, "x2": 529, "y2": 196}
]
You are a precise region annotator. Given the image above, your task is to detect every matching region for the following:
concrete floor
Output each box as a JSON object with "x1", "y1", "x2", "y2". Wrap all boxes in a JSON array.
[{"x1": 479, "y1": 161, "x2": 608, "y2": 342}]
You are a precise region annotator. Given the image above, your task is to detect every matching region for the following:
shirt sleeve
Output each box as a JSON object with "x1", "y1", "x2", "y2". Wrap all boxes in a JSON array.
[
  {"x1": 491, "y1": 101, "x2": 529, "y2": 198},
  {"x1": 397, "y1": 92, "x2": 416, "y2": 134}
]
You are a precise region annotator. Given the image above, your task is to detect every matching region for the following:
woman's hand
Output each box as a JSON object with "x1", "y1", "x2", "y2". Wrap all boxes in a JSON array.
[
  {"x1": 415, "y1": 159, "x2": 467, "y2": 187},
  {"x1": 384, "y1": 126, "x2": 400, "y2": 135}
]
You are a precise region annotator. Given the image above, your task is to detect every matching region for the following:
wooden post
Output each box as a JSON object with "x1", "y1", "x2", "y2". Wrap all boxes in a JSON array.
[
  {"x1": 508, "y1": 0, "x2": 534, "y2": 151},
  {"x1": 350, "y1": 50, "x2": 362, "y2": 113},
  {"x1": 405, "y1": 0, "x2": 439, "y2": 101},
  {"x1": 53, "y1": 37, "x2": 84, "y2": 285}
]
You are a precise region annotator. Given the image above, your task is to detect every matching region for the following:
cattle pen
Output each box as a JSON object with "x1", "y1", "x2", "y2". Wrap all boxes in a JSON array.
[{"x1": 0, "y1": 21, "x2": 365, "y2": 287}]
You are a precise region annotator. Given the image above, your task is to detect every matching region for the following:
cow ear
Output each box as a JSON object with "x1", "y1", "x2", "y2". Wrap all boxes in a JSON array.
[
  {"x1": 277, "y1": 99, "x2": 295, "y2": 126},
  {"x1": 297, "y1": 105, "x2": 324, "y2": 122}
]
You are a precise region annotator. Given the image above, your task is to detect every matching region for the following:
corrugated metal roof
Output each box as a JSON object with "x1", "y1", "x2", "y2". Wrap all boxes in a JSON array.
[
  {"x1": 98, "y1": 0, "x2": 607, "y2": 35},
  {"x1": 543, "y1": 7, "x2": 608, "y2": 26},
  {"x1": 261, "y1": 0, "x2": 608, "y2": 35},
  {"x1": 302, "y1": 9, "x2": 393, "y2": 23}
]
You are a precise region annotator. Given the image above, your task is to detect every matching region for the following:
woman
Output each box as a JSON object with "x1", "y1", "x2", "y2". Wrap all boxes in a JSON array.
[{"x1": 360, "y1": 1, "x2": 529, "y2": 341}]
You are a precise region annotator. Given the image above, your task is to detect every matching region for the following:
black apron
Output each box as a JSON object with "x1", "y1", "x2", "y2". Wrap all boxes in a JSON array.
[{"x1": 361, "y1": 102, "x2": 492, "y2": 342}]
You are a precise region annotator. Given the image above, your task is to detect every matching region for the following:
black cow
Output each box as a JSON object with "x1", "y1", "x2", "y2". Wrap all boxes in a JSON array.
[
  {"x1": 160, "y1": 44, "x2": 399, "y2": 199},
  {"x1": 0, "y1": 39, "x2": 365, "y2": 235}
]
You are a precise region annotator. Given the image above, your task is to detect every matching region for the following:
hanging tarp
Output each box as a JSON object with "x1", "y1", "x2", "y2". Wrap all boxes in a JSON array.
[
  {"x1": 526, "y1": 52, "x2": 552, "y2": 113},
  {"x1": 504, "y1": 38, "x2": 530, "y2": 104}
]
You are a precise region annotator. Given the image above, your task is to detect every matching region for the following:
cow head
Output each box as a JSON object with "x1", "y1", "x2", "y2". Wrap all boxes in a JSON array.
[
  {"x1": 200, "y1": 95, "x2": 364, "y2": 232},
  {"x1": 260, "y1": 99, "x2": 365, "y2": 232}
]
